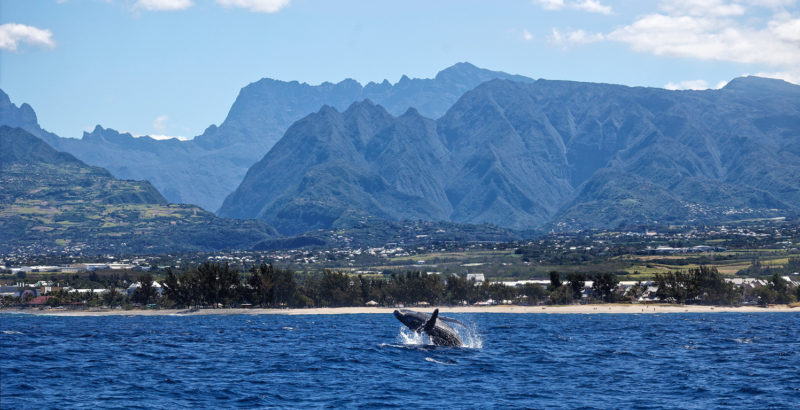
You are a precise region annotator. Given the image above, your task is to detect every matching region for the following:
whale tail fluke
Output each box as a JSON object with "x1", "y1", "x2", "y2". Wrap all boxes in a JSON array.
[{"x1": 423, "y1": 308, "x2": 439, "y2": 332}]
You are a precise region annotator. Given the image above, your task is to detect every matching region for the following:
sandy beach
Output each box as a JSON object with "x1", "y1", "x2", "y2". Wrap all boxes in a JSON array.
[{"x1": 2, "y1": 304, "x2": 797, "y2": 316}]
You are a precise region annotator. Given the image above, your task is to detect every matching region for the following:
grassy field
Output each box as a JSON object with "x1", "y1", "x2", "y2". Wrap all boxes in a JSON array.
[{"x1": 310, "y1": 246, "x2": 797, "y2": 281}]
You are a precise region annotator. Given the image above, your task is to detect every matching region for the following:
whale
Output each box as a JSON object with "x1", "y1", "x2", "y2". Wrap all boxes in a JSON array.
[{"x1": 393, "y1": 308, "x2": 464, "y2": 347}]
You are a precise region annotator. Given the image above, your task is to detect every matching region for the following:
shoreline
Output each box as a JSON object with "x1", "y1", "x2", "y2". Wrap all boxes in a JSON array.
[{"x1": 1, "y1": 304, "x2": 797, "y2": 317}]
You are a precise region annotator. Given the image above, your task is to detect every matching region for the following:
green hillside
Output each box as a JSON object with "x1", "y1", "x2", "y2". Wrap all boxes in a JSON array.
[{"x1": 0, "y1": 126, "x2": 276, "y2": 254}]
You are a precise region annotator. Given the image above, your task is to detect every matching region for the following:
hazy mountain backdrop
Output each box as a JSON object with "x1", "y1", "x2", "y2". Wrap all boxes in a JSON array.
[
  {"x1": 219, "y1": 76, "x2": 800, "y2": 234},
  {"x1": 0, "y1": 63, "x2": 529, "y2": 212},
  {"x1": 3, "y1": 64, "x2": 799, "y2": 239}
]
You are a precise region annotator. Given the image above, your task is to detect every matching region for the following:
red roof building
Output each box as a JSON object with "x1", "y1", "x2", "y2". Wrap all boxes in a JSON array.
[{"x1": 27, "y1": 296, "x2": 52, "y2": 305}]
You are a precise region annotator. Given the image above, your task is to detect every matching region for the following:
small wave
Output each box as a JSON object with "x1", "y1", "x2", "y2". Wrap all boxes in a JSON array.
[
  {"x1": 378, "y1": 343, "x2": 431, "y2": 352},
  {"x1": 733, "y1": 338, "x2": 753, "y2": 344},
  {"x1": 425, "y1": 357, "x2": 456, "y2": 366},
  {"x1": 282, "y1": 326, "x2": 294, "y2": 331},
  {"x1": 2, "y1": 330, "x2": 23, "y2": 335},
  {"x1": 379, "y1": 343, "x2": 407, "y2": 348}
]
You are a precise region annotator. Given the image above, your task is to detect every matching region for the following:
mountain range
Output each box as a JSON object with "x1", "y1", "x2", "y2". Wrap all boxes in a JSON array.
[
  {"x1": 0, "y1": 62, "x2": 529, "y2": 212},
  {"x1": 219, "y1": 76, "x2": 800, "y2": 234},
  {"x1": 3, "y1": 64, "x2": 799, "y2": 239},
  {"x1": 0, "y1": 126, "x2": 276, "y2": 254}
]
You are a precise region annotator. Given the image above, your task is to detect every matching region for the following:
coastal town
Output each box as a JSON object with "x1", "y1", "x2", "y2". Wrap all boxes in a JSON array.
[{"x1": 3, "y1": 221, "x2": 798, "y2": 310}]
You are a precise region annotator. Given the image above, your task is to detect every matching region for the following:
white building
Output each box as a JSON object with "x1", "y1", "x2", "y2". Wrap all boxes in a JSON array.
[{"x1": 466, "y1": 273, "x2": 485, "y2": 282}]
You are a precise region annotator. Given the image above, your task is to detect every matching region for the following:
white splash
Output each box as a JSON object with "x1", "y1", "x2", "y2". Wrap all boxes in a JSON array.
[
  {"x1": 459, "y1": 324, "x2": 483, "y2": 349},
  {"x1": 396, "y1": 321, "x2": 483, "y2": 349},
  {"x1": 398, "y1": 327, "x2": 429, "y2": 345}
]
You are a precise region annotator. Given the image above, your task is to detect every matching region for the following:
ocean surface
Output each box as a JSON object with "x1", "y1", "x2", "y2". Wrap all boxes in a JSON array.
[{"x1": 2, "y1": 312, "x2": 799, "y2": 409}]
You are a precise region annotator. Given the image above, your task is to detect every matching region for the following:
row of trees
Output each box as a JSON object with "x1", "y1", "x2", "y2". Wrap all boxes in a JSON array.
[
  {"x1": 155, "y1": 264, "x2": 546, "y2": 308},
  {"x1": 5, "y1": 263, "x2": 797, "y2": 309},
  {"x1": 148, "y1": 264, "x2": 631, "y2": 308},
  {"x1": 654, "y1": 266, "x2": 799, "y2": 305}
]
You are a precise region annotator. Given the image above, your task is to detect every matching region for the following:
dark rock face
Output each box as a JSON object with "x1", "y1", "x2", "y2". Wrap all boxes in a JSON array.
[{"x1": 220, "y1": 76, "x2": 800, "y2": 234}]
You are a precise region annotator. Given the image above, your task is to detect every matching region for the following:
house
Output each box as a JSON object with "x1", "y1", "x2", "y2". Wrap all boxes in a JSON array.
[
  {"x1": 0, "y1": 286, "x2": 40, "y2": 299},
  {"x1": 127, "y1": 281, "x2": 163, "y2": 296},
  {"x1": 0, "y1": 286, "x2": 20, "y2": 297},
  {"x1": 27, "y1": 296, "x2": 52, "y2": 306},
  {"x1": 498, "y1": 280, "x2": 550, "y2": 287},
  {"x1": 69, "y1": 289, "x2": 109, "y2": 295},
  {"x1": 466, "y1": 273, "x2": 485, "y2": 283}
]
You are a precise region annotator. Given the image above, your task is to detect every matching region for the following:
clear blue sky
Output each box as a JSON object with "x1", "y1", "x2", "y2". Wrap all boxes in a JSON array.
[{"x1": 2, "y1": 0, "x2": 798, "y2": 140}]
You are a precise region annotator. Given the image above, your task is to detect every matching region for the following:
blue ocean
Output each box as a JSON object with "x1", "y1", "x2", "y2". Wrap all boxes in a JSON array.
[{"x1": 2, "y1": 312, "x2": 799, "y2": 408}]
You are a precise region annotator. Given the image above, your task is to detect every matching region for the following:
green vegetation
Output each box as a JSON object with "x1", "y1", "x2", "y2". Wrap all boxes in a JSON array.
[
  {"x1": 6, "y1": 260, "x2": 795, "y2": 310},
  {"x1": 654, "y1": 266, "x2": 741, "y2": 305},
  {"x1": 0, "y1": 126, "x2": 276, "y2": 253}
]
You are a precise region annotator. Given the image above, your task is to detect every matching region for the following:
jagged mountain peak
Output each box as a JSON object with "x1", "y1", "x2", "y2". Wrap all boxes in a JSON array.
[
  {"x1": 82, "y1": 125, "x2": 136, "y2": 143},
  {"x1": 435, "y1": 61, "x2": 482, "y2": 80},
  {"x1": 400, "y1": 106, "x2": 422, "y2": 118},
  {"x1": 2, "y1": 63, "x2": 530, "y2": 214}
]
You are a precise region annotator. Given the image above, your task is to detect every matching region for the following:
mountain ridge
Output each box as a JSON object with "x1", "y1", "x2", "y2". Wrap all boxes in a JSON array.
[
  {"x1": 0, "y1": 62, "x2": 532, "y2": 212},
  {"x1": 0, "y1": 126, "x2": 276, "y2": 254},
  {"x1": 219, "y1": 75, "x2": 800, "y2": 234}
]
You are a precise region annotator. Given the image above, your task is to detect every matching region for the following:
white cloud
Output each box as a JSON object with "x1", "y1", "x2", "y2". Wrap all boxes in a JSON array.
[
  {"x1": 769, "y1": 16, "x2": 800, "y2": 42},
  {"x1": 145, "y1": 115, "x2": 190, "y2": 140},
  {"x1": 664, "y1": 79, "x2": 711, "y2": 90},
  {"x1": 752, "y1": 69, "x2": 800, "y2": 84},
  {"x1": 603, "y1": 1, "x2": 800, "y2": 68},
  {"x1": 523, "y1": 29, "x2": 534, "y2": 41},
  {"x1": 534, "y1": 0, "x2": 565, "y2": 11},
  {"x1": 147, "y1": 134, "x2": 190, "y2": 141},
  {"x1": 135, "y1": 0, "x2": 193, "y2": 11},
  {"x1": 153, "y1": 115, "x2": 169, "y2": 134},
  {"x1": 740, "y1": 0, "x2": 797, "y2": 8},
  {"x1": 215, "y1": 0, "x2": 290, "y2": 13},
  {"x1": 607, "y1": 13, "x2": 800, "y2": 67},
  {"x1": 534, "y1": 0, "x2": 612, "y2": 14},
  {"x1": 0, "y1": 23, "x2": 55, "y2": 51},
  {"x1": 659, "y1": 0, "x2": 745, "y2": 17},
  {"x1": 550, "y1": 28, "x2": 605, "y2": 45},
  {"x1": 664, "y1": 79, "x2": 732, "y2": 90},
  {"x1": 575, "y1": 0, "x2": 612, "y2": 15},
  {"x1": 545, "y1": 0, "x2": 800, "y2": 85}
]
